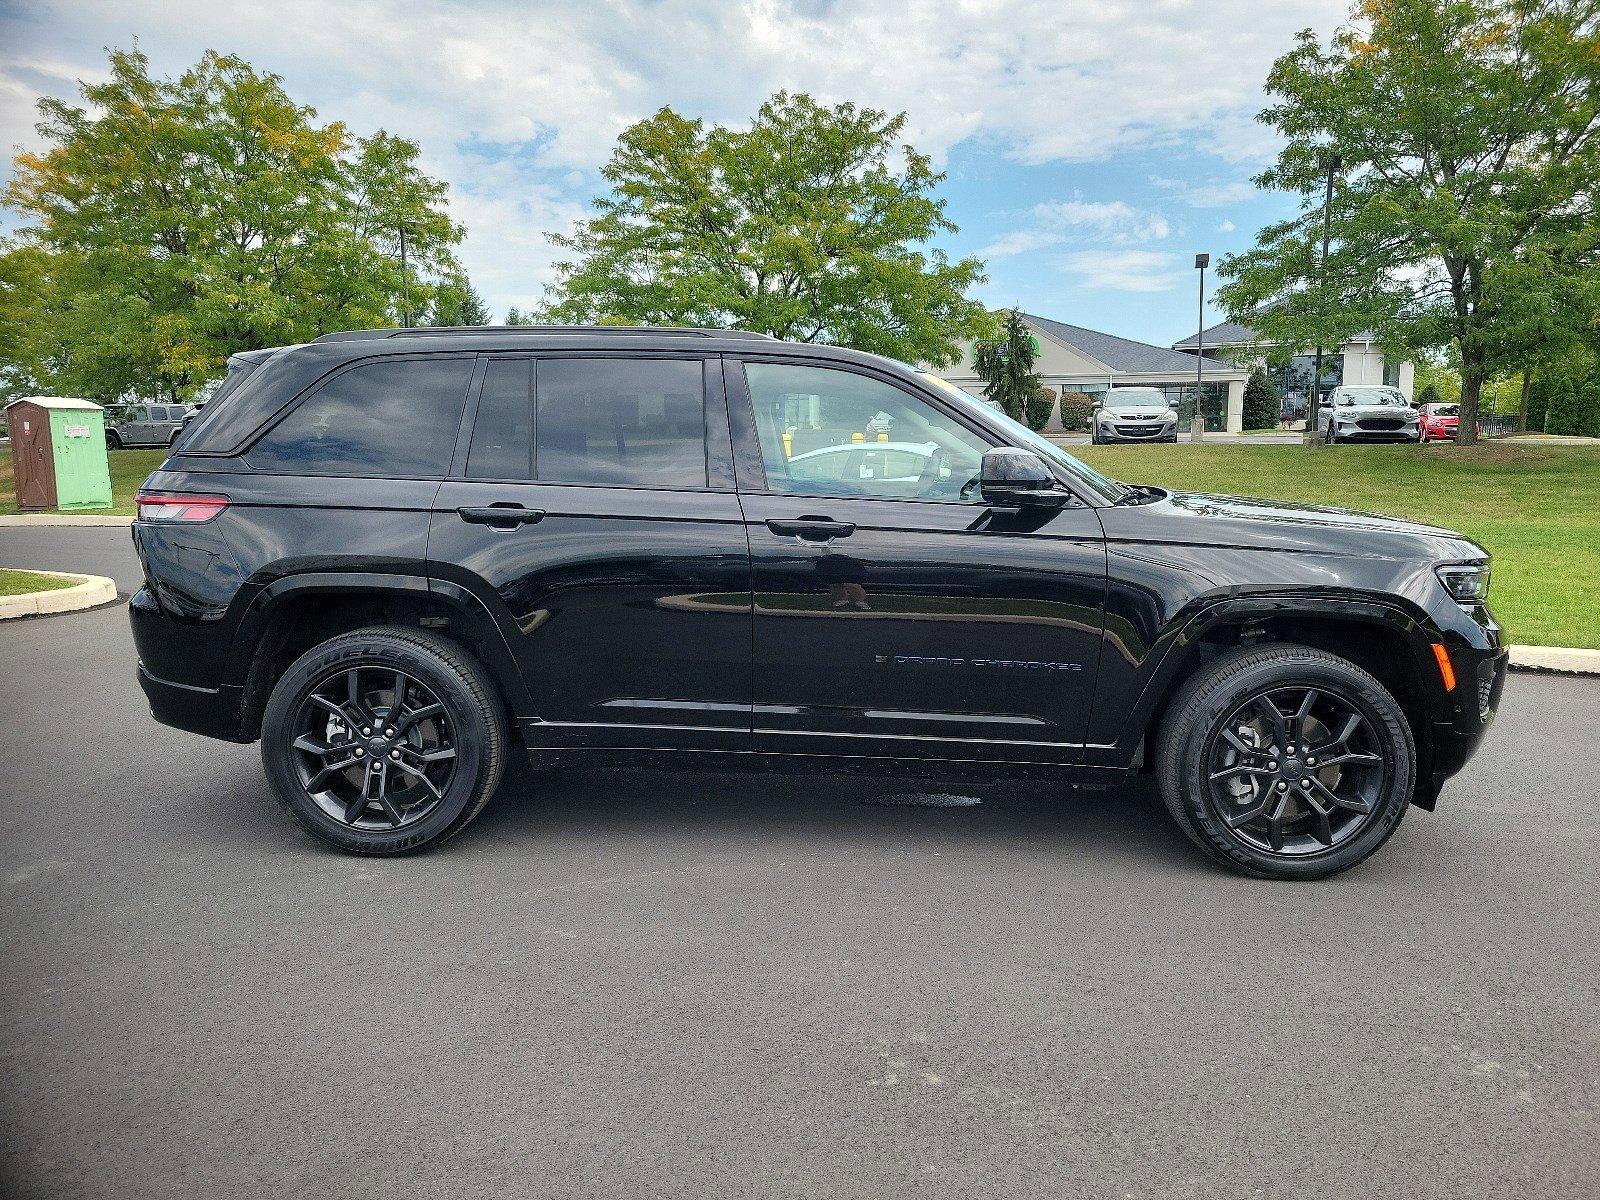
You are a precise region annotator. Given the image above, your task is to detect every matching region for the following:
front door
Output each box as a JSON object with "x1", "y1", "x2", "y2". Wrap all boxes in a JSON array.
[
  {"x1": 428, "y1": 353, "x2": 752, "y2": 750},
  {"x1": 731, "y1": 359, "x2": 1108, "y2": 763}
]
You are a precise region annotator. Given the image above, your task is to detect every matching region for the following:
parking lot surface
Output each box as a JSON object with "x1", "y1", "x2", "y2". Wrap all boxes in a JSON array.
[{"x1": 1, "y1": 530, "x2": 1596, "y2": 1198}]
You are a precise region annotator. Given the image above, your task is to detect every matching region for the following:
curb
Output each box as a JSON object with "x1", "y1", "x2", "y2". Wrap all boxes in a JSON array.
[
  {"x1": 1507, "y1": 645, "x2": 1600, "y2": 677},
  {"x1": 0, "y1": 571, "x2": 119, "y2": 619},
  {"x1": 0, "y1": 514, "x2": 134, "y2": 527}
]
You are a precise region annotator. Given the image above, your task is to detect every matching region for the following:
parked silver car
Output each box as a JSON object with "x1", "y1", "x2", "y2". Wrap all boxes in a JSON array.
[
  {"x1": 105, "y1": 402, "x2": 195, "y2": 449},
  {"x1": 1090, "y1": 386, "x2": 1179, "y2": 444},
  {"x1": 1317, "y1": 386, "x2": 1419, "y2": 444}
]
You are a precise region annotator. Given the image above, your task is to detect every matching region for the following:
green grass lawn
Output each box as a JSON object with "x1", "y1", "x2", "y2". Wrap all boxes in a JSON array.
[
  {"x1": 4, "y1": 442, "x2": 1592, "y2": 647},
  {"x1": 2, "y1": 446, "x2": 165, "y2": 516},
  {"x1": 1076, "y1": 443, "x2": 1600, "y2": 650},
  {"x1": 0, "y1": 568, "x2": 75, "y2": 597}
]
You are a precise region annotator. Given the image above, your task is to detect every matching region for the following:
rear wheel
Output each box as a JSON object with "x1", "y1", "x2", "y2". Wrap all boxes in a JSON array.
[
  {"x1": 1157, "y1": 644, "x2": 1415, "y2": 879},
  {"x1": 106, "y1": 430, "x2": 123, "y2": 450},
  {"x1": 261, "y1": 626, "x2": 507, "y2": 855}
]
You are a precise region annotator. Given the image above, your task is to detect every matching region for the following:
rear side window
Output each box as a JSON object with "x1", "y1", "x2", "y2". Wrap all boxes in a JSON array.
[
  {"x1": 462, "y1": 357, "x2": 707, "y2": 487},
  {"x1": 247, "y1": 357, "x2": 472, "y2": 478}
]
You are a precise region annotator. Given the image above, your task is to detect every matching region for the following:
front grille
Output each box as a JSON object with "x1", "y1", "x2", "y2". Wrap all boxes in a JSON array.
[
  {"x1": 1114, "y1": 425, "x2": 1162, "y2": 437},
  {"x1": 1357, "y1": 417, "x2": 1406, "y2": 431}
]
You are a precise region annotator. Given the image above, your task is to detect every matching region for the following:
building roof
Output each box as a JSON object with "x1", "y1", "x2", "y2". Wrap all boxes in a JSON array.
[
  {"x1": 5, "y1": 396, "x2": 102, "y2": 411},
  {"x1": 1171, "y1": 319, "x2": 1260, "y2": 350},
  {"x1": 1023, "y1": 314, "x2": 1241, "y2": 376}
]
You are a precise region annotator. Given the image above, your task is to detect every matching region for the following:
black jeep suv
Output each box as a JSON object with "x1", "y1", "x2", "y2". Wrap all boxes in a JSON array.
[{"x1": 132, "y1": 326, "x2": 1506, "y2": 878}]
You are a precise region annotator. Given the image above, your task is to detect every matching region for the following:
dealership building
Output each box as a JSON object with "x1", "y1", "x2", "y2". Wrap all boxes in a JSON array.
[
  {"x1": 1173, "y1": 320, "x2": 1415, "y2": 406},
  {"x1": 934, "y1": 313, "x2": 1250, "y2": 432}
]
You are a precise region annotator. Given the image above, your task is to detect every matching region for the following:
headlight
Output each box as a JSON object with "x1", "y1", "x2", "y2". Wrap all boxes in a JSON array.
[{"x1": 1436, "y1": 562, "x2": 1490, "y2": 604}]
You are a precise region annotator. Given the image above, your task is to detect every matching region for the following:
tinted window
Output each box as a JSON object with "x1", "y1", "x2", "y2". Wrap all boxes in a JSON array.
[
  {"x1": 536, "y1": 358, "x2": 706, "y2": 487},
  {"x1": 465, "y1": 359, "x2": 533, "y2": 479},
  {"x1": 247, "y1": 357, "x2": 471, "y2": 477},
  {"x1": 745, "y1": 362, "x2": 988, "y2": 501}
]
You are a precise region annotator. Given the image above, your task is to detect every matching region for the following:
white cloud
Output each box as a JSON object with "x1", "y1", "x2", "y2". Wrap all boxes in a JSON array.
[
  {"x1": 1218, "y1": 219, "x2": 1236, "y2": 233},
  {"x1": 1151, "y1": 175, "x2": 1260, "y2": 208},
  {"x1": 1059, "y1": 250, "x2": 1180, "y2": 293},
  {"x1": 978, "y1": 230, "x2": 1066, "y2": 259},
  {"x1": 0, "y1": 0, "x2": 1345, "y2": 312},
  {"x1": 1033, "y1": 198, "x2": 1170, "y2": 244}
]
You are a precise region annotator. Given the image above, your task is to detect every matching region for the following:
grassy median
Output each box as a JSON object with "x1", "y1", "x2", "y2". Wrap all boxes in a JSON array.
[
  {"x1": 0, "y1": 568, "x2": 75, "y2": 597},
  {"x1": 4, "y1": 442, "x2": 1593, "y2": 648},
  {"x1": 1076, "y1": 442, "x2": 1600, "y2": 650}
]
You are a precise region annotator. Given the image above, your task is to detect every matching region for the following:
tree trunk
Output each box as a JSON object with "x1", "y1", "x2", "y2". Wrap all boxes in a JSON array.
[
  {"x1": 1457, "y1": 352, "x2": 1483, "y2": 446},
  {"x1": 1518, "y1": 367, "x2": 1531, "y2": 433}
]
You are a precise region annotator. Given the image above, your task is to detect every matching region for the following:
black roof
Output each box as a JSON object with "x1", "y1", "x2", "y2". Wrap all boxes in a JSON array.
[
  {"x1": 1024, "y1": 314, "x2": 1241, "y2": 376},
  {"x1": 313, "y1": 325, "x2": 775, "y2": 343}
]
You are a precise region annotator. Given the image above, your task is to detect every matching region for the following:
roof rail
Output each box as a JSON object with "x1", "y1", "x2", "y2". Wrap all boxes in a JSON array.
[{"x1": 311, "y1": 325, "x2": 777, "y2": 343}]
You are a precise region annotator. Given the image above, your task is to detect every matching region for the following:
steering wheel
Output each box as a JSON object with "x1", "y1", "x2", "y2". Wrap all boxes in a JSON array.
[{"x1": 914, "y1": 448, "x2": 953, "y2": 497}]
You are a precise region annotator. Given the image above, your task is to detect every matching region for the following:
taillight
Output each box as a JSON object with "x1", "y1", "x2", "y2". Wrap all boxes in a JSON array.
[{"x1": 135, "y1": 491, "x2": 229, "y2": 523}]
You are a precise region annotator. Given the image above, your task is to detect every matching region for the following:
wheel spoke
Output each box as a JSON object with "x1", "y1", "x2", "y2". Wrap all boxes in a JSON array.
[
  {"x1": 1300, "y1": 788, "x2": 1336, "y2": 846},
  {"x1": 1256, "y1": 697, "x2": 1288, "y2": 751},
  {"x1": 1309, "y1": 777, "x2": 1372, "y2": 815},
  {"x1": 1290, "y1": 689, "x2": 1320, "y2": 743},
  {"x1": 308, "y1": 694, "x2": 350, "y2": 723},
  {"x1": 1220, "y1": 728, "x2": 1267, "y2": 760},
  {"x1": 1209, "y1": 762, "x2": 1273, "y2": 783},
  {"x1": 1314, "y1": 712, "x2": 1363, "y2": 756},
  {"x1": 392, "y1": 671, "x2": 408, "y2": 718},
  {"x1": 1315, "y1": 751, "x2": 1381, "y2": 770},
  {"x1": 343, "y1": 793, "x2": 370, "y2": 823},
  {"x1": 394, "y1": 702, "x2": 444, "y2": 733},
  {"x1": 392, "y1": 757, "x2": 444, "y2": 800},
  {"x1": 1267, "y1": 792, "x2": 1289, "y2": 852},
  {"x1": 1223, "y1": 792, "x2": 1274, "y2": 829}
]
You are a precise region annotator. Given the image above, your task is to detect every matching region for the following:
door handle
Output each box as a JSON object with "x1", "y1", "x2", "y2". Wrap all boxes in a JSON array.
[
  {"x1": 457, "y1": 505, "x2": 546, "y2": 529},
  {"x1": 765, "y1": 517, "x2": 856, "y2": 541}
]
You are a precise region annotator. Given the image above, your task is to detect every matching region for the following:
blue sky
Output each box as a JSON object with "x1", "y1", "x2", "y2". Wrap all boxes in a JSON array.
[{"x1": 0, "y1": 0, "x2": 1346, "y2": 348}]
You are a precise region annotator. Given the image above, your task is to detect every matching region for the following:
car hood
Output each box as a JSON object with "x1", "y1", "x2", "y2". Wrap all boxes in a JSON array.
[{"x1": 1100, "y1": 489, "x2": 1486, "y2": 563}]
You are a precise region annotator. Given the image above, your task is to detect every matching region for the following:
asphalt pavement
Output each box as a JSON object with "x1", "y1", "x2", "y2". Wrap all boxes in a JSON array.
[{"x1": 1, "y1": 530, "x2": 1596, "y2": 1199}]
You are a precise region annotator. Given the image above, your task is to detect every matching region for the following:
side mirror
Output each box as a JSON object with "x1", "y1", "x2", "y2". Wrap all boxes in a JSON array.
[{"x1": 980, "y1": 448, "x2": 1073, "y2": 509}]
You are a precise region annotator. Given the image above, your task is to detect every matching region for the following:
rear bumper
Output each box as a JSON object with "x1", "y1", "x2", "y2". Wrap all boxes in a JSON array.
[{"x1": 137, "y1": 664, "x2": 248, "y2": 742}]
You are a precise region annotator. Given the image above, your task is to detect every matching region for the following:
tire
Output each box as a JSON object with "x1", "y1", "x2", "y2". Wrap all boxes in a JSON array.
[
  {"x1": 106, "y1": 430, "x2": 123, "y2": 450},
  {"x1": 1156, "y1": 644, "x2": 1415, "y2": 880},
  {"x1": 261, "y1": 625, "x2": 508, "y2": 855}
]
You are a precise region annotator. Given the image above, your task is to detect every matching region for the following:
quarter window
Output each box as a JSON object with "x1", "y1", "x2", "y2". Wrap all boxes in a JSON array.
[
  {"x1": 465, "y1": 359, "x2": 534, "y2": 480},
  {"x1": 247, "y1": 357, "x2": 472, "y2": 477},
  {"x1": 744, "y1": 362, "x2": 989, "y2": 501}
]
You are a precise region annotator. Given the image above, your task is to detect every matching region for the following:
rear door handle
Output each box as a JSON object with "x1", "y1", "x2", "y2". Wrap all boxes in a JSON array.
[
  {"x1": 457, "y1": 505, "x2": 546, "y2": 529},
  {"x1": 765, "y1": 517, "x2": 855, "y2": 541}
]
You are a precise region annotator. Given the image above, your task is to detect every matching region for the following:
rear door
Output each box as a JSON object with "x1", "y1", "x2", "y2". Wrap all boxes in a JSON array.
[
  {"x1": 731, "y1": 358, "x2": 1108, "y2": 763},
  {"x1": 427, "y1": 352, "x2": 752, "y2": 750}
]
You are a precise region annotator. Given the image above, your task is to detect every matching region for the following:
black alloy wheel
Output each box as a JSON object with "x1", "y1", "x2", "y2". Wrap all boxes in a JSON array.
[
  {"x1": 1203, "y1": 685, "x2": 1385, "y2": 856},
  {"x1": 1157, "y1": 644, "x2": 1415, "y2": 879},
  {"x1": 290, "y1": 664, "x2": 458, "y2": 830},
  {"x1": 261, "y1": 626, "x2": 506, "y2": 855}
]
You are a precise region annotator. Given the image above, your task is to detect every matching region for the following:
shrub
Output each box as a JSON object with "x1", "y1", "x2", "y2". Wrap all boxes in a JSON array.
[
  {"x1": 1059, "y1": 391, "x2": 1095, "y2": 431},
  {"x1": 1546, "y1": 375, "x2": 1600, "y2": 438},
  {"x1": 1415, "y1": 383, "x2": 1441, "y2": 408},
  {"x1": 1242, "y1": 368, "x2": 1281, "y2": 430},
  {"x1": 1024, "y1": 386, "x2": 1057, "y2": 432}
]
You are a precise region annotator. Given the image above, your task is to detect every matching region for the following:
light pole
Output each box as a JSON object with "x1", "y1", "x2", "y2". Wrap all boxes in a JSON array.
[
  {"x1": 1308, "y1": 152, "x2": 1341, "y2": 442},
  {"x1": 1194, "y1": 253, "x2": 1209, "y2": 431},
  {"x1": 398, "y1": 224, "x2": 412, "y2": 329}
]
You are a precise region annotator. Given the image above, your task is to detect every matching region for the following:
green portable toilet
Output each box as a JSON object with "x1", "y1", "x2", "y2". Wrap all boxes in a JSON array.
[{"x1": 5, "y1": 396, "x2": 114, "y2": 511}]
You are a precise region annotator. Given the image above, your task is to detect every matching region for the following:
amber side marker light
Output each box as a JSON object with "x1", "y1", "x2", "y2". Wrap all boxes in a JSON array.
[{"x1": 1431, "y1": 642, "x2": 1457, "y2": 692}]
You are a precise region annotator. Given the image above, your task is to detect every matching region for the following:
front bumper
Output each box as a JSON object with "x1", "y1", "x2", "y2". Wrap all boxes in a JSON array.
[
  {"x1": 1098, "y1": 420, "x2": 1177, "y2": 442},
  {"x1": 1333, "y1": 424, "x2": 1419, "y2": 443},
  {"x1": 1413, "y1": 609, "x2": 1507, "y2": 809}
]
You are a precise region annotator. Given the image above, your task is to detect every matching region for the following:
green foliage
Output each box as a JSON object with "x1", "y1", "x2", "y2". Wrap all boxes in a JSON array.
[
  {"x1": 1218, "y1": 0, "x2": 1600, "y2": 442},
  {"x1": 540, "y1": 92, "x2": 988, "y2": 365},
  {"x1": 504, "y1": 307, "x2": 536, "y2": 326},
  {"x1": 1242, "y1": 367, "x2": 1281, "y2": 429},
  {"x1": 3, "y1": 48, "x2": 462, "y2": 403},
  {"x1": 1024, "y1": 386, "x2": 1057, "y2": 432},
  {"x1": 1415, "y1": 384, "x2": 1442, "y2": 408},
  {"x1": 1058, "y1": 391, "x2": 1095, "y2": 432},
  {"x1": 971, "y1": 310, "x2": 1042, "y2": 422},
  {"x1": 1544, "y1": 372, "x2": 1600, "y2": 437},
  {"x1": 428, "y1": 272, "x2": 490, "y2": 326}
]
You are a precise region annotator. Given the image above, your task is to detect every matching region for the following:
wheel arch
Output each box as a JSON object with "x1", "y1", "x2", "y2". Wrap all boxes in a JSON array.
[
  {"x1": 228, "y1": 572, "x2": 530, "y2": 742},
  {"x1": 1110, "y1": 594, "x2": 1447, "y2": 807}
]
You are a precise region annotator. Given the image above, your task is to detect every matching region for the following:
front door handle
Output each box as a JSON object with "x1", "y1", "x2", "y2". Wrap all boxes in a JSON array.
[
  {"x1": 765, "y1": 516, "x2": 856, "y2": 541},
  {"x1": 458, "y1": 504, "x2": 546, "y2": 529}
]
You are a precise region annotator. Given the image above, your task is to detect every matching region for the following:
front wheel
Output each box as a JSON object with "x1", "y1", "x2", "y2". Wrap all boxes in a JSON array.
[
  {"x1": 261, "y1": 626, "x2": 507, "y2": 855},
  {"x1": 106, "y1": 430, "x2": 123, "y2": 450},
  {"x1": 1156, "y1": 644, "x2": 1415, "y2": 879}
]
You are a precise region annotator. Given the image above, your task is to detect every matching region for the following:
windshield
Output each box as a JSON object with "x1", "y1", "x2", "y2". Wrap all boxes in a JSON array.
[
  {"x1": 1108, "y1": 389, "x2": 1167, "y2": 409},
  {"x1": 1433, "y1": 404, "x2": 1459, "y2": 417},
  {"x1": 1338, "y1": 387, "x2": 1407, "y2": 407},
  {"x1": 917, "y1": 372, "x2": 1133, "y2": 504}
]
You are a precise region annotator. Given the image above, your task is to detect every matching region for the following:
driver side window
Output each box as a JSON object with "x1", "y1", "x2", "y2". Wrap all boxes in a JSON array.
[{"x1": 744, "y1": 362, "x2": 989, "y2": 501}]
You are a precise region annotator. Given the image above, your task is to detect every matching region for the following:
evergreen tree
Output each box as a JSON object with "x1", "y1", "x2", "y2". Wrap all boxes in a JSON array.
[
  {"x1": 1242, "y1": 367, "x2": 1282, "y2": 429},
  {"x1": 971, "y1": 310, "x2": 1041, "y2": 422},
  {"x1": 1415, "y1": 383, "x2": 1441, "y2": 408}
]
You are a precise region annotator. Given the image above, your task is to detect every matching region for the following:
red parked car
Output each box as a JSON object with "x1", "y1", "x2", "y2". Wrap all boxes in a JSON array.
[{"x1": 1418, "y1": 402, "x2": 1477, "y2": 442}]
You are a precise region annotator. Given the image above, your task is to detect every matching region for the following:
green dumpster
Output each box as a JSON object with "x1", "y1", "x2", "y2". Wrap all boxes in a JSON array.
[{"x1": 5, "y1": 396, "x2": 114, "y2": 511}]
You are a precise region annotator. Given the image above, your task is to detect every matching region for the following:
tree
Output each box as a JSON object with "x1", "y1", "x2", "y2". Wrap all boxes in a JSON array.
[
  {"x1": 3, "y1": 48, "x2": 462, "y2": 403},
  {"x1": 971, "y1": 310, "x2": 1041, "y2": 422},
  {"x1": 505, "y1": 307, "x2": 537, "y2": 325},
  {"x1": 1415, "y1": 383, "x2": 1442, "y2": 408},
  {"x1": 428, "y1": 272, "x2": 490, "y2": 326},
  {"x1": 540, "y1": 92, "x2": 988, "y2": 365},
  {"x1": 1242, "y1": 367, "x2": 1282, "y2": 429},
  {"x1": 1218, "y1": 0, "x2": 1600, "y2": 445}
]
